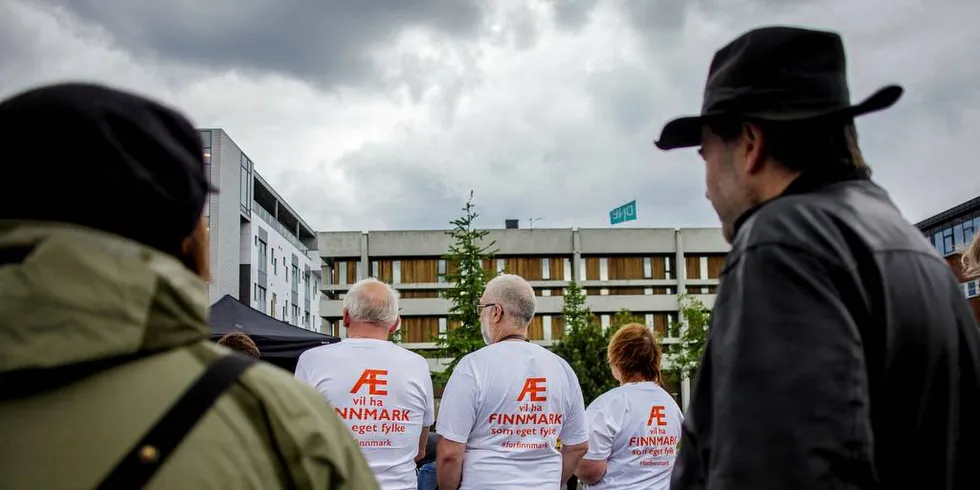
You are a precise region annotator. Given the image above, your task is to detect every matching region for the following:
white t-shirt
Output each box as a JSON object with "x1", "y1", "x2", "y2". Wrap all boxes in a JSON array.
[
  {"x1": 295, "y1": 338, "x2": 435, "y2": 490},
  {"x1": 437, "y1": 341, "x2": 589, "y2": 490},
  {"x1": 582, "y1": 382, "x2": 683, "y2": 490}
]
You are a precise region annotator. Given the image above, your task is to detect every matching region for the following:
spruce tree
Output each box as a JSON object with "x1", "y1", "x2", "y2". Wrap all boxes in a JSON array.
[
  {"x1": 552, "y1": 280, "x2": 617, "y2": 405},
  {"x1": 435, "y1": 191, "x2": 497, "y2": 386}
]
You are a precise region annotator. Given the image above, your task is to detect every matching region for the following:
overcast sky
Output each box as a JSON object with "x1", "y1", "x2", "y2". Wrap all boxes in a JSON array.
[{"x1": 3, "y1": 0, "x2": 978, "y2": 231}]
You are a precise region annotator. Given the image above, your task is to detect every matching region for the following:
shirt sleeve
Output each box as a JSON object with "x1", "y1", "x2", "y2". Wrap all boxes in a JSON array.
[
  {"x1": 293, "y1": 353, "x2": 311, "y2": 385},
  {"x1": 421, "y1": 359, "x2": 436, "y2": 426},
  {"x1": 436, "y1": 359, "x2": 479, "y2": 444},
  {"x1": 583, "y1": 395, "x2": 621, "y2": 461},
  {"x1": 559, "y1": 367, "x2": 590, "y2": 446},
  {"x1": 702, "y1": 242, "x2": 873, "y2": 488}
]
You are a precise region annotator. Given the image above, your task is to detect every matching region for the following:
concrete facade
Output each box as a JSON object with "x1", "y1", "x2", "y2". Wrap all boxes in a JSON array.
[
  {"x1": 201, "y1": 129, "x2": 322, "y2": 331},
  {"x1": 318, "y1": 227, "x2": 728, "y2": 347}
]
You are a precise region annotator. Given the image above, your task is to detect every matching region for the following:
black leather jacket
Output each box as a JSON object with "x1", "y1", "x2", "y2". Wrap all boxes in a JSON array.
[{"x1": 672, "y1": 174, "x2": 980, "y2": 489}]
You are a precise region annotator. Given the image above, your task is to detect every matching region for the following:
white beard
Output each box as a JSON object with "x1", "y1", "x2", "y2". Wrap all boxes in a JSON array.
[{"x1": 480, "y1": 319, "x2": 494, "y2": 345}]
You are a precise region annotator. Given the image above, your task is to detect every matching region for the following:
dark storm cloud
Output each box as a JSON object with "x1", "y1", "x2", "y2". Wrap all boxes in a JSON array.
[{"x1": 38, "y1": 0, "x2": 485, "y2": 88}]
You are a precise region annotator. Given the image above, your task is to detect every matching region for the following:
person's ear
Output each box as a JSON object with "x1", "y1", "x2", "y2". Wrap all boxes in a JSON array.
[
  {"x1": 741, "y1": 121, "x2": 766, "y2": 175},
  {"x1": 342, "y1": 308, "x2": 351, "y2": 328},
  {"x1": 180, "y1": 217, "x2": 210, "y2": 281},
  {"x1": 389, "y1": 317, "x2": 401, "y2": 335},
  {"x1": 493, "y1": 304, "x2": 503, "y2": 323}
]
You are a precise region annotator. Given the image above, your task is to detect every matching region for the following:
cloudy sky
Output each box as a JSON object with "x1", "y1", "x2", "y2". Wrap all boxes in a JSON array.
[{"x1": 3, "y1": 0, "x2": 978, "y2": 231}]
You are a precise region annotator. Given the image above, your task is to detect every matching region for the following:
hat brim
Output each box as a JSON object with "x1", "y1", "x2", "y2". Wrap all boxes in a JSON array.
[{"x1": 653, "y1": 84, "x2": 904, "y2": 151}]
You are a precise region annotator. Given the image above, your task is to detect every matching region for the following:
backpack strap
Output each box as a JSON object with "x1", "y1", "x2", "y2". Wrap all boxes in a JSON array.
[{"x1": 94, "y1": 352, "x2": 258, "y2": 490}]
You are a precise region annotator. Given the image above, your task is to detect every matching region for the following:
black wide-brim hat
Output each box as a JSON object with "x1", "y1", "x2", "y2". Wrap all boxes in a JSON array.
[{"x1": 655, "y1": 26, "x2": 904, "y2": 151}]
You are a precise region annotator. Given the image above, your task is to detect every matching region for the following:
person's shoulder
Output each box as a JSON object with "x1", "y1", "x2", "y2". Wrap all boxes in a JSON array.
[
  {"x1": 237, "y1": 361, "x2": 377, "y2": 488},
  {"x1": 387, "y1": 343, "x2": 432, "y2": 372},
  {"x1": 296, "y1": 342, "x2": 342, "y2": 364},
  {"x1": 587, "y1": 386, "x2": 623, "y2": 410}
]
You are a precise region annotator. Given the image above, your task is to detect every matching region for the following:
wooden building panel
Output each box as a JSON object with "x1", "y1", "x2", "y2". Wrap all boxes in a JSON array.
[
  {"x1": 585, "y1": 257, "x2": 601, "y2": 281},
  {"x1": 686, "y1": 286, "x2": 718, "y2": 295},
  {"x1": 608, "y1": 256, "x2": 645, "y2": 280},
  {"x1": 610, "y1": 287, "x2": 645, "y2": 296},
  {"x1": 401, "y1": 317, "x2": 439, "y2": 343},
  {"x1": 551, "y1": 316, "x2": 566, "y2": 340},
  {"x1": 685, "y1": 256, "x2": 701, "y2": 280},
  {"x1": 400, "y1": 290, "x2": 440, "y2": 299},
  {"x1": 528, "y1": 315, "x2": 545, "y2": 341},
  {"x1": 652, "y1": 313, "x2": 670, "y2": 338},
  {"x1": 403, "y1": 259, "x2": 438, "y2": 283},
  {"x1": 331, "y1": 259, "x2": 360, "y2": 284},
  {"x1": 549, "y1": 257, "x2": 566, "y2": 281},
  {"x1": 503, "y1": 257, "x2": 543, "y2": 281},
  {"x1": 706, "y1": 254, "x2": 727, "y2": 279},
  {"x1": 650, "y1": 256, "x2": 667, "y2": 280}
]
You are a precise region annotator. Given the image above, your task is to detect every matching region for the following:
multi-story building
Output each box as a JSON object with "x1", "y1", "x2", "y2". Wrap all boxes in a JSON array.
[
  {"x1": 318, "y1": 225, "x2": 729, "y2": 406},
  {"x1": 200, "y1": 128, "x2": 323, "y2": 332},
  {"x1": 916, "y1": 195, "x2": 980, "y2": 322}
]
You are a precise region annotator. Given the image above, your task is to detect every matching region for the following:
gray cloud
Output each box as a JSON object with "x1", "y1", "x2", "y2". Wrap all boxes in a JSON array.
[
  {"x1": 2, "y1": 0, "x2": 978, "y2": 234},
  {"x1": 37, "y1": 0, "x2": 485, "y2": 88}
]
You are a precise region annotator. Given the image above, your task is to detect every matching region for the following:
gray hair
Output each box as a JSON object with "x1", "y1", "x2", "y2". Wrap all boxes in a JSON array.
[
  {"x1": 343, "y1": 278, "x2": 400, "y2": 326},
  {"x1": 484, "y1": 274, "x2": 536, "y2": 328}
]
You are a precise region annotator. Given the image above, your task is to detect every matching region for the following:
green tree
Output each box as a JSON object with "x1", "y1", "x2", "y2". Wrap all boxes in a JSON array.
[
  {"x1": 664, "y1": 293, "x2": 711, "y2": 386},
  {"x1": 434, "y1": 191, "x2": 497, "y2": 386},
  {"x1": 610, "y1": 308, "x2": 643, "y2": 333},
  {"x1": 552, "y1": 281, "x2": 617, "y2": 405}
]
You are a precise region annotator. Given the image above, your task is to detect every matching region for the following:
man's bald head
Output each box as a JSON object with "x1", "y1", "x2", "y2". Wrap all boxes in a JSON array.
[
  {"x1": 482, "y1": 274, "x2": 536, "y2": 329},
  {"x1": 343, "y1": 278, "x2": 400, "y2": 328}
]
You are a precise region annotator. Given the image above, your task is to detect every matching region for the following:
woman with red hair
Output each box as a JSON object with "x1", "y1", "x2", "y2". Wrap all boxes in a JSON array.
[{"x1": 574, "y1": 324, "x2": 683, "y2": 489}]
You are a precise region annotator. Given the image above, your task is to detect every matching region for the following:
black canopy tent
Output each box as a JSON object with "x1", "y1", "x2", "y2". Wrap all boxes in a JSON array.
[{"x1": 209, "y1": 295, "x2": 339, "y2": 371}]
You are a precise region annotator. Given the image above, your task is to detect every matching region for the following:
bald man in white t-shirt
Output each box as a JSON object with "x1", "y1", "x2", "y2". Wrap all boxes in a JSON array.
[
  {"x1": 296, "y1": 278, "x2": 435, "y2": 490},
  {"x1": 437, "y1": 274, "x2": 589, "y2": 490}
]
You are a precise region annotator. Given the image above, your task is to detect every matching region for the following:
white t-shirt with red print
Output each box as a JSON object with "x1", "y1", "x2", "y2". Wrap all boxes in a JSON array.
[
  {"x1": 295, "y1": 338, "x2": 435, "y2": 490},
  {"x1": 437, "y1": 341, "x2": 589, "y2": 490},
  {"x1": 582, "y1": 382, "x2": 683, "y2": 490}
]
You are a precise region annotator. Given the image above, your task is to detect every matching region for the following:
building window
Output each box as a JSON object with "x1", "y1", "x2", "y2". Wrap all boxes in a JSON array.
[
  {"x1": 255, "y1": 285, "x2": 266, "y2": 308},
  {"x1": 665, "y1": 257, "x2": 672, "y2": 280},
  {"x1": 599, "y1": 258, "x2": 609, "y2": 281},
  {"x1": 240, "y1": 155, "x2": 252, "y2": 213},
  {"x1": 643, "y1": 257, "x2": 652, "y2": 279},
  {"x1": 644, "y1": 288, "x2": 653, "y2": 295},
  {"x1": 579, "y1": 259, "x2": 587, "y2": 281},
  {"x1": 542, "y1": 258, "x2": 551, "y2": 280},
  {"x1": 438, "y1": 318, "x2": 448, "y2": 334},
  {"x1": 271, "y1": 249, "x2": 277, "y2": 275},
  {"x1": 943, "y1": 228, "x2": 954, "y2": 255},
  {"x1": 966, "y1": 280, "x2": 979, "y2": 299},
  {"x1": 601, "y1": 315, "x2": 610, "y2": 329},
  {"x1": 270, "y1": 292, "x2": 277, "y2": 317},
  {"x1": 542, "y1": 289, "x2": 551, "y2": 297},
  {"x1": 965, "y1": 220, "x2": 976, "y2": 245},
  {"x1": 292, "y1": 305, "x2": 299, "y2": 324},
  {"x1": 438, "y1": 260, "x2": 447, "y2": 282},
  {"x1": 257, "y1": 239, "x2": 268, "y2": 273},
  {"x1": 600, "y1": 288, "x2": 609, "y2": 295},
  {"x1": 563, "y1": 258, "x2": 572, "y2": 281},
  {"x1": 393, "y1": 260, "x2": 402, "y2": 284},
  {"x1": 338, "y1": 262, "x2": 348, "y2": 285},
  {"x1": 371, "y1": 261, "x2": 379, "y2": 278},
  {"x1": 291, "y1": 265, "x2": 299, "y2": 293},
  {"x1": 355, "y1": 260, "x2": 362, "y2": 280},
  {"x1": 497, "y1": 258, "x2": 507, "y2": 275},
  {"x1": 543, "y1": 315, "x2": 552, "y2": 334},
  {"x1": 645, "y1": 313, "x2": 654, "y2": 329},
  {"x1": 699, "y1": 257, "x2": 709, "y2": 280}
]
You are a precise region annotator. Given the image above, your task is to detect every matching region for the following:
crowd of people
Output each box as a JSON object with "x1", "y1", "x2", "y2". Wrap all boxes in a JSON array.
[{"x1": 2, "y1": 24, "x2": 980, "y2": 490}]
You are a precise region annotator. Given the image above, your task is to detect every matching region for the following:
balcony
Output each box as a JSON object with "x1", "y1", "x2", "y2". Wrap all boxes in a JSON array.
[{"x1": 252, "y1": 201, "x2": 309, "y2": 253}]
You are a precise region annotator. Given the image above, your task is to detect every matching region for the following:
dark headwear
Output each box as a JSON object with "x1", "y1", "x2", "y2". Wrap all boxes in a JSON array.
[
  {"x1": 0, "y1": 82, "x2": 215, "y2": 256},
  {"x1": 654, "y1": 26, "x2": 903, "y2": 151}
]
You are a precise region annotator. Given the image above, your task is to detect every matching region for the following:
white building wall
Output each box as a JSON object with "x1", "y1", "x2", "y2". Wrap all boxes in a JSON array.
[
  {"x1": 250, "y1": 215, "x2": 322, "y2": 332},
  {"x1": 207, "y1": 130, "x2": 245, "y2": 304}
]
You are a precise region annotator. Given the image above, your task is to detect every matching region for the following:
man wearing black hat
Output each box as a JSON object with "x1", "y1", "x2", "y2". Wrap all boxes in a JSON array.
[
  {"x1": 655, "y1": 27, "x2": 980, "y2": 489},
  {"x1": 0, "y1": 83, "x2": 378, "y2": 490}
]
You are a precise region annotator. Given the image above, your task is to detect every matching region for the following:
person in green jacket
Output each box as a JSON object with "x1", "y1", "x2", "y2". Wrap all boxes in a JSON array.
[{"x1": 0, "y1": 83, "x2": 380, "y2": 490}]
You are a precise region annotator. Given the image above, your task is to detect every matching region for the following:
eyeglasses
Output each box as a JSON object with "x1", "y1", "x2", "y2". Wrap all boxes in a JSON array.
[{"x1": 476, "y1": 303, "x2": 498, "y2": 310}]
